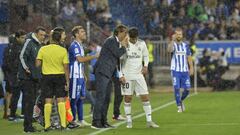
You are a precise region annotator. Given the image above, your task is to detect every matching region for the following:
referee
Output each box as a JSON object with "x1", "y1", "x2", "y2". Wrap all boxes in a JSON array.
[{"x1": 36, "y1": 27, "x2": 69, "y2": 131}]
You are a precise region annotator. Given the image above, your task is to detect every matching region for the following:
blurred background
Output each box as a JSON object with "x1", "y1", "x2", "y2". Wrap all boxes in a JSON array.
[{"x1": 0, "y1": 0, "x2": 239, "y2": 91}]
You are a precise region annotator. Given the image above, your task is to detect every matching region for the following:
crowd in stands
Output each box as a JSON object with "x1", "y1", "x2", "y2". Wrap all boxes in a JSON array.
[
  {"x1": 1, "y1": 0, "x2": 240, "y2": 41},
  {"x1": 111, "y1": 0, "x2": 240, "y2": 40}
]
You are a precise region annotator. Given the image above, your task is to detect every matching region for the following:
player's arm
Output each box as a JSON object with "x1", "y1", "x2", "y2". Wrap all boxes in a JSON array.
[
  {"x1": 142, "y1": 41, "x2": 149, "y2": 75},
  {"x1": 73, "y1": 44, "x2": 99, "y2": 63},
  {"x1": 35, "y1": 48, "x2": 43, "y2": 68},
  {"x1": 167, "y1": 34, "x2": 175, "y2": 53},
  {"x1": 63, "y1": 49, "x2": 70, "y2": 91},
  {"x1": 187, "y1": 56, "x2": 194, "y2": 76},
  {"x1": 187, "y1": 44, "x2": 194, "y2": 76},
  {"x1": 64, "y1": 63, "x2": 70, "y2": 91},
  {"x1": 20, "y1": 39, "x2": 31, "y2": 73},
  {"x1": 76, "y1": 55, "x2": 98, "y2": 63},
  {"x1": 35, "y1": 59, "x2": 42, "y2": 67},
  {"x1": 119, "y1": 57, "x2": 126, "y2": 84}
]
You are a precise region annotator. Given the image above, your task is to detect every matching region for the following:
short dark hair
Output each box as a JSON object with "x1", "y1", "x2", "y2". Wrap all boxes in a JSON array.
[
  {"x1": 35, "y1": 26, "x2": 46, "y2": 33},
  {"x1": 113, "y1": 24, "x2": 128, "y2": 36},
  {"x1": 51, "y1": 27, "x2": 65, "y2": 43},
  {"x1": 71, "y1": 25, "x2": 83, "y2": 38},
  {"x1": 128, "y1": 27, "x2": 138, "y2": 38},
  {"x1": 15, "y1": 29, "x2": 26, "y2": 38}
]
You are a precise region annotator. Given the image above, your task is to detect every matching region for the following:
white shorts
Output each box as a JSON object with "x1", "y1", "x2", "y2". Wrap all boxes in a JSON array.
[{"x1": 121, "y1": 76, "x2": 148, "y2": 96}]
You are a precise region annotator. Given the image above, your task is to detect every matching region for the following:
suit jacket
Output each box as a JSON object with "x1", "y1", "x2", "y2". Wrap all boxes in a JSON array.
[{"x1": 94, "y1": 36, "x2": 126, "y2": 78}]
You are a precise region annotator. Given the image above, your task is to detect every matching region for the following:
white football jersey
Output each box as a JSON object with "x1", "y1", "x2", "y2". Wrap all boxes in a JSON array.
[{"x1": 120, "y1": 39, "x2": 149, "y2": 80}]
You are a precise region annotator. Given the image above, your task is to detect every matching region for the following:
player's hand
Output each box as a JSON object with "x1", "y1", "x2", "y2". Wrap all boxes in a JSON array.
[
  {"x1": 189, "y1": 67, "x2": 194, "y2": 76},
  {"x1": 119, "y1": 76, "x2": 126, "y2": 84},
  {"x1": 142, "y1": 66, "x2": 148, "y2": 75},
  {"x1": 172, "y1": 34, "x2": 176, "y2": 41}
]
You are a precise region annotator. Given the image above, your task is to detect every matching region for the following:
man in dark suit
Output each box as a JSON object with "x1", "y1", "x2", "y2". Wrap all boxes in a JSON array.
[{"x1": 91, "y1": 25, "x2": 128, "y2": 129}]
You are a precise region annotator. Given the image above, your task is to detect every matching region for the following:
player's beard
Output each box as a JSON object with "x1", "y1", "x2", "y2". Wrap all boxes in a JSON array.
[{"x1": 176, "y1": 37, "x2": 182, "y2": 42}]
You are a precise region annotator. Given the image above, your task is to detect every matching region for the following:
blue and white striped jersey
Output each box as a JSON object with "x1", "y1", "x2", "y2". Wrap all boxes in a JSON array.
[
  {"x1": 170, "y1": 41, "x2": 191, "y2": 72},
  {"x1": 69, "y1": 40, "x2": 85, "y2": 79}
]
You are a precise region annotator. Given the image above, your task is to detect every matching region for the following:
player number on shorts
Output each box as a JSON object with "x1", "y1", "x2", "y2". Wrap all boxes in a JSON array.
[{"x1": 122, "y1": 83, "x2": 129, "y2": 89}]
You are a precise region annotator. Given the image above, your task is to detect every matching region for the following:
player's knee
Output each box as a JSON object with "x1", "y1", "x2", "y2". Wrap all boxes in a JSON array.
[
  {"x1": 140, "y1": 94, "x2": 149, "y2": 102},
  {"x1": 124, "y1": 95, "x2": 132, "y2": 103}
]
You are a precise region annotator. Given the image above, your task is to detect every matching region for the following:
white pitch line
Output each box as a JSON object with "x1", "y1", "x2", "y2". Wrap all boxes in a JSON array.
[
  {"x1": 163, "y1": 123, "x2": 240, "y2": 126},
  {"x1": 88, "y1": 93, "x2": 197, "y2": 135}
]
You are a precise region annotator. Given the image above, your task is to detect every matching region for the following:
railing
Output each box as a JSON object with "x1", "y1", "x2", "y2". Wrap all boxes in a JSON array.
[{"x1": 152, "y1": 41, "x2": 171, "y2": 66}]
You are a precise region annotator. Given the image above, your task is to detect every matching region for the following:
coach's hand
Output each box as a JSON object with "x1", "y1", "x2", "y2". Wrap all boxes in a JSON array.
[{"x1": 120, "y1": 76, "x2": 126, "y2": 84}]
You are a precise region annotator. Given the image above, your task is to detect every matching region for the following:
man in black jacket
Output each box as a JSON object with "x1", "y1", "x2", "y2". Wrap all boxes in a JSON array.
[
  {"x1": 91, "y1": 24, "x2": 128, "y2": 129},
  {"x1": 19, "y1": 26, "x2": 46, "y2": 133},
  {"x1": 2, "y1": 29, "x2": 26, "y2": 121}
]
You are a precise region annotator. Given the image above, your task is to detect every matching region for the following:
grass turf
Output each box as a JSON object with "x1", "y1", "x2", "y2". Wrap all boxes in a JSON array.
[{"x1": 0, "y1": 90, "x2": 239, "y2": 135}]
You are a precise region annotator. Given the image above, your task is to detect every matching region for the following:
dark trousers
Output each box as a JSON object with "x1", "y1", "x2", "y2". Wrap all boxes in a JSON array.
[
  {"x1": 148, "y1": 62, "x2": 154, "y2": 87},
  {"x1": 92, "y1": 72, "x2": 112, "y2": 125},
  {"x1": 10, "y1": 83, "x2": 24, "y2": 117},
  {"x1": 22, "y1": 80, "x2": 38, "y2": 130},
  {"x1": 112, "y1": 77, "x2": 123, "y2": 117}
]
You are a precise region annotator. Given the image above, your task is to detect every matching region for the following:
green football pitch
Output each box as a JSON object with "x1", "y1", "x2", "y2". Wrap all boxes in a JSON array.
[{"x1": 0, "y1": 90, "x2": 239, "y2": 135}]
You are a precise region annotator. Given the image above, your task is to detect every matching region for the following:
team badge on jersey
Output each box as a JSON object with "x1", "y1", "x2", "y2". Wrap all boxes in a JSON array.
[{"x1": 74, "y1": 48, "x2": 79, "y2": 53}]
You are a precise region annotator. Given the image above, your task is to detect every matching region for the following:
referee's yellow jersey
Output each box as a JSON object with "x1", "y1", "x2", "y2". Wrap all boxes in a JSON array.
[{"x1": 37, "y1": 44, "x2": 69, "y2": 75}]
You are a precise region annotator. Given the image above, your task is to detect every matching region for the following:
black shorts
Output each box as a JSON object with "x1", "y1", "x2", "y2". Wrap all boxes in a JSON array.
[{"x1": 41, "y1": 74, "x2": 66, "y2": 98}]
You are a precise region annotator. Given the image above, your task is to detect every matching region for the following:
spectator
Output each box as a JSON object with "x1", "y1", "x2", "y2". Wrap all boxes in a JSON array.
[
  {"x1": 58, "y1": 2, "x2": 77, "y2": 30},
  {"x1": 86, "y1": 0, "x2": 97, "y2": 21},
  {"x1": 187, "y1": 0, "x2": 208, "y2": 22},
  {"x1": 96, "y1": 0, "x2": 109, "y2": 12},
  {"x1": 227, "y1": 19, "x2": 240, "y2": 39},
  {"x1": 215, "y1": 1, "x2": 229, "y2": 20}
]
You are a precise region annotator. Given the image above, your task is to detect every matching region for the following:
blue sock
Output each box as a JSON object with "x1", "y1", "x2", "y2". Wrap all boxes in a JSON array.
[
  {"x1": 174, "y1": 88, "x2": 181, "y2": 106},
  {"x1": 181, "y1": 89, "x2": 189, "y2": 101},
  {"x1": 70, "y1": 99, "x2": 76, "y2": 121},
  {"x1": 77, "y1": 98, "x2": 83, "y2": 121}
]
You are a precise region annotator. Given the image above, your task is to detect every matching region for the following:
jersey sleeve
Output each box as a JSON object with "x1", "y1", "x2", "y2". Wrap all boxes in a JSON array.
[
  {"x1": 36, "y1": 48, "x2": 43, "y2": 60},
  {"x1": 72, "y1": 43, "x2": 82, "y2": 57},
  {"x1": 63, "y1": 49, "x2": 69, "y2": 64}
]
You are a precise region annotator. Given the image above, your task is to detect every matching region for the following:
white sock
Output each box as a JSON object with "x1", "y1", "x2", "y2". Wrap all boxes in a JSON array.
[
  {"x1": 143, "y1": 101, "x2": 152, "y2": 122},
  {"x1": 124, "y1": 102, "x2": 132, "y2": 122}
]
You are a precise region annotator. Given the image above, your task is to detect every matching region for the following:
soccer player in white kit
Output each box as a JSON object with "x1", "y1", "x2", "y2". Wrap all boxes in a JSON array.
[{"x1": 119, "y1": 27, "x2": 159, "y2": 128}]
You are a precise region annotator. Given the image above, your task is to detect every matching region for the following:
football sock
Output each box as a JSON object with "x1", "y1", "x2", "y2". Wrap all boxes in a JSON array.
[
  {"x1": 181, "y1": 89, "x2": 189, "y2": 101},
  {"x1": 174, "y1": 88, "x2": 181, "y2": 106},
  {"x1": 124, "y1": 102, "x2": 132, "y2": 122},
  {"x1": 44, "y1": 103, "x2": 52, "y2": 129},
  {"x1": 70, "y1": 99, "x2": 76, "y2": 121},
  {"x1": 142, "y1": 101, "x2": 152, "y2": 122},
  {"x1": 77, "y1": 98, "x2": 83, "y2": 121},
  {"x1": 58, "y1": 102, "x2": 67, "y2": 128}
]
